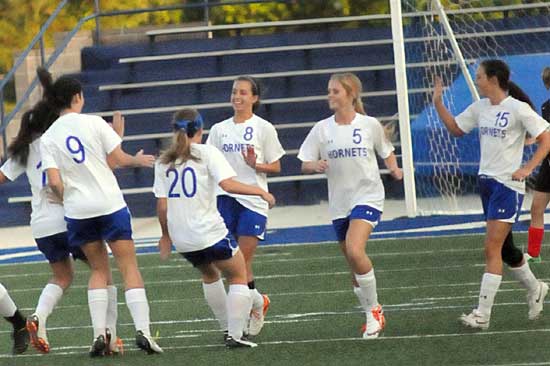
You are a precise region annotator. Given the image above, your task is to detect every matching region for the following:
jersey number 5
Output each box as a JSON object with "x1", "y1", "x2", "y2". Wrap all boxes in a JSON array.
[
  {"x1": 166, "y1": 167, "x2": 197, "y2": 198},
  {"x1": 353, "y1": 128, "x2": 362, "y2": 144}
]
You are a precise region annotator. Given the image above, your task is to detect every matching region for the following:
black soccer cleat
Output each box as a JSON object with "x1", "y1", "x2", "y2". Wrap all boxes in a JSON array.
[
  {"x1": 12, "y1": 325, "x2": 29, "y2": 355},
  {"x1": 89, "y1": 334, "x2": 106, "y2": 357},
  {"x1": 135, "y1": 330, "x2": 163, "y2": 354},
  {"x1": 225, "y1": 335, "x2": 257, "y2": 348}
]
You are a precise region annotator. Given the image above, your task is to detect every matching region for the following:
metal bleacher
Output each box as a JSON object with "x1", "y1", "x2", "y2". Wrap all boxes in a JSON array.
[{"x1": 6, "y1": 14, "x2": 414, "y2": 215}]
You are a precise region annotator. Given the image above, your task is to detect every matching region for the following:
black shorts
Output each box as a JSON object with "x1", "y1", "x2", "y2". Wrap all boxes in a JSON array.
[{"x1": 534, "y1": 155, "x2": 550, "y2": 193}]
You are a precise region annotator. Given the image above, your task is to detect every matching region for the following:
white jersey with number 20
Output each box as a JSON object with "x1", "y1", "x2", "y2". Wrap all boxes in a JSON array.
[{"x1": 153, "y1": 144, "x2": 237, "y2": 253}]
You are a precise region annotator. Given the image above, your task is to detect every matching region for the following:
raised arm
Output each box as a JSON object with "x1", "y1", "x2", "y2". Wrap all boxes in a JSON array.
[
  {"x1": 433, "y1": 77, "x2": 465, "y2": 137},
  {"x1": 107, "y1": 146, "x2": 155, "y2": 169}
]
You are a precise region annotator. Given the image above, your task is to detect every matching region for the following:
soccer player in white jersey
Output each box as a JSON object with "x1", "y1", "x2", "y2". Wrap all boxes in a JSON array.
[
  {"x1": 154, "y1": 108, "x2": 275, "y2": 347},
  {"x1": 206, "y1": 76, "x2": 285, "y2": 335},
  {"x1": 0, "y1": 68, "x2": 122, "y2": 355},
  {"x1": 298, "y1": 73, "x2": 403, "y2": 339},
  {"x1": 0, "y1": 283, "x2": 28, "y2": 354},
  {"x1": 38, "y1": 69, "x2": 162, "y2": 356},
  {"x1": 527, "y1": 67, "x2": 550, "y2": 261},
  {"x1": 433, "y1": 59, "x2": 550, "y2": 329}
]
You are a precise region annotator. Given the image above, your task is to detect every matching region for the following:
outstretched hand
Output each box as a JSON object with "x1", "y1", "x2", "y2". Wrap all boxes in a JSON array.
[
  {"x1": 135, "y1": 149, "x2": 155, "y2": 168},
  {"x1": 433, "y1": 76, "x2": 444, "y2": 103}
]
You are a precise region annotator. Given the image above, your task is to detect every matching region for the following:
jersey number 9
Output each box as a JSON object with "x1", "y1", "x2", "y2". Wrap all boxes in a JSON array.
[{"x1": 65, "y1": 136, "x2": 86, "y2": 164}]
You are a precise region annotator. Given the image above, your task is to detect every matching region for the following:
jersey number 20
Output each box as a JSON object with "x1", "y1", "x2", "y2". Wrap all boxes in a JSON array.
[{"x1": 166, "y1": 167, "x2": 197, "y2": 198}]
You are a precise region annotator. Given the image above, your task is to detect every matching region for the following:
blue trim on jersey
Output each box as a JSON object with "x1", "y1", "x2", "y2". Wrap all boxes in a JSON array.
[
  {"x1": 65, "y1": 206, "x2": 133, "y2": 247},
  {"x1": 181, "y1": 235, "x2": 238, "y2": 267},
  {"x1": 217, "y1": 195, "x2": 267, "y2": 239},
  {"x1": 332, "y1": 205, "x2": 382, "y2": 242},
  {"x1": 479, "y1": 175, "x2": 524, "y2": 222},
  {"x1": 35, "y1": 231, "x2": 86, "y2": 263}
]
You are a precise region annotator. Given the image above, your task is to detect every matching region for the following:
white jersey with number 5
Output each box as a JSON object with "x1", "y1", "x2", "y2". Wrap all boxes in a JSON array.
[
  {"x1": 0, "y1": 140, "x2": 66, "y2": 238},
  {"x1": 456, "y1": 96, "x2": 549, "y2": 193},
  {"x1": 298, "y1": 113, "x2": 394, "y2": 220},
  {"x1": 153, "y1": 144, "x2": 237, "y2": 253},
  {"x1": 206, "y1": 114, "x2": 285, "y2": 217},
  {"x1": 40, "y1": 112, "x2": 126, "y2": 219}
]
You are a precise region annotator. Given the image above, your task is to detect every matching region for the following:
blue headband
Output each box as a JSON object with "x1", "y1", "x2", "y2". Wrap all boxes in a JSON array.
[{"x1": 174, "y1": 114, "x2": 204, "y2": 131}]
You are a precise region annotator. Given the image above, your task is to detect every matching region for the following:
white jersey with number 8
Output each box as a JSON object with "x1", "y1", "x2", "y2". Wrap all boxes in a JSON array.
[{"x1": 206, "y1": 114, "x2": 285, "y2": 217}]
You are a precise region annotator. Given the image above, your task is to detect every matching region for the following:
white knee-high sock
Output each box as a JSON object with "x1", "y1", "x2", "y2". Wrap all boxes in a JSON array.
[
  {"x1": 227, "y1": 284, "x2": 251, "y2": 340},
  {"x1": 88, "y1": 289, "x2": 108, "y2": 339},
  {"x1": 509, "y1": 262, "x2": 539, "y2": 294},
  {"x1": 125, "y1": 288, "x2": 151, "y2": 336},
  {"x1": 477, "y1": 273, "x2": 502, "y2": 317},
  {"x1": 353, "y1": 286, "x2": 369, "y2": 311},
  {"x1": 355, "y1": 270, "x2": 378, "y2": 310},
  {"x1": 106, "y1": 286, "x2": 118, "y2": 341},
  {"x1": 0, "y1": 283, "x2": 17, "y2": 317},
  {"x1": 250, "y1": 288, "x2": 264, "y2": 310},
  {"x1": 203, "y1": 279, "x2": 228, "y2": 331},
  {"x1": 35, "y1": 283, "x2": 63, "y2": 322}
]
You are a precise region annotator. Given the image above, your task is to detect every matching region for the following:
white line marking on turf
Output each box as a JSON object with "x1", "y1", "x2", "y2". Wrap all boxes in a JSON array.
[
  {"x1": 2, "y1": 300, "x2": 542, "y2": 337},
  {"x1": 3, "y1": 328, "x2": 550, "y2": 358},
  {"x1": 6, "y1": 263, "x2": 488, "y2": 293},
  {"x1": 0, "y1": 246, "x2": 485, "y2": 278}
]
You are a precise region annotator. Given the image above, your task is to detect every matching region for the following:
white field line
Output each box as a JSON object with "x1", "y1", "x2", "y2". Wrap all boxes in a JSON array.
[
  {"x1": 4, "y1": 299, "x2": 543, "y2": 337},
  {"x1": 0, "y1": 246, "x2": 483, "y2": 279},
  {"x1": 0, "y1": 246, "x2": 485, "y2": 279},
  {"x1": 2, "y1": 327, "x2": 550, "y2": 359},
  {"x1": 17, "y1": 280, "x2": 532, "y2": 312},
  {"x1": 7, "y1": 263, "x2": 488, "y2": 293}
]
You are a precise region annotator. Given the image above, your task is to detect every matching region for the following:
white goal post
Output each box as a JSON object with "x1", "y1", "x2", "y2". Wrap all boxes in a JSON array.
[{"x1": 390, "y1": 0, "x2": 550, "y2": 217}]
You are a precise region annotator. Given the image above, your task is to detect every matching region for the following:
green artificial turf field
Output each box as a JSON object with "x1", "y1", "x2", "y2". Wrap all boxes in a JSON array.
[{"x1": 1, "y1": 233, "x2": 549, "y2": 366}]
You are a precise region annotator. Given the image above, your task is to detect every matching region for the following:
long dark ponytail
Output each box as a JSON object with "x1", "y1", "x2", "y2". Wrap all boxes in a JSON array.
[
  {"x1": 7, "y1": 67, "x2": 82, "y2": 165},
  {"x1": 508, "y1": 81, "x2": 535, "y2": 110}
]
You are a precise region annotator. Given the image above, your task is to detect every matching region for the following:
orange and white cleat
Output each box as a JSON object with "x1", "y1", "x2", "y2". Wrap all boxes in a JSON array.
[
  {"x1": 362, "y1": 305, "x2": 386, "y2": 339},
  {"x1": 248, "y1": 294, "x2": 270, "y2": 336},
  {"x1": 105, "y1": 328, "x2": 124, "y2": 356},
  {"x1": 26, "y1": 314, "x2": 50, "y2": 354}
]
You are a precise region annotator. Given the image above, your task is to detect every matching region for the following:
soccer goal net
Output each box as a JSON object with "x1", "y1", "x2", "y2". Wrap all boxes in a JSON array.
[{"x1": 398, "y1": 0, "x2": 550, "y2": 216}]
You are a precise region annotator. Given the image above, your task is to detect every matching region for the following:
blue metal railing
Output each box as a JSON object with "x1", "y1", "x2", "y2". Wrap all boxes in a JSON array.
[{"x1": 0, "y1": 0, "x2": 291, "y2": 158}]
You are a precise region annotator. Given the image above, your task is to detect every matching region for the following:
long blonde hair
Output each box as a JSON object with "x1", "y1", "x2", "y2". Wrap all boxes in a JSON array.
[
  {"x1": 329, "y1": 73, "x2": 365, "y2": 115},
  {"x1": 160, "y1": 109, "x2": 202, "y2": 166}
]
